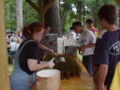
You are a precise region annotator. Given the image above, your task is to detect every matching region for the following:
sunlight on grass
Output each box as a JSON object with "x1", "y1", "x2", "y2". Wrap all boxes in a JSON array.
[{"x1": 9, "y1": 64, "x2": 14, "y2": 74}]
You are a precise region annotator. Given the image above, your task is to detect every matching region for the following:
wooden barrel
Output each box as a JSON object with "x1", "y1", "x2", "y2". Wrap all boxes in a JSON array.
[{"x1": 36, "y1": 69, "x2": 61, "y2": 90}]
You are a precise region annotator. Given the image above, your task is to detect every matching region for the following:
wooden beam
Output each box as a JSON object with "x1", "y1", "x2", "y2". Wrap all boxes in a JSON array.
[
  {"x1": 26, "y1": 0, "x2": 41, "y2": 13},
  {"x1": 26, "y1": 0, "x2": 55, "y2": 23},
  {"x1": 115, "y1": 0, "x2": 120, "y2": 5},
  {"x1": 44, "y1": 0, "x2": 55, "y2": 13},
  {"x1": 0, "y1": 0, "x2": 10, "y2": 90}
]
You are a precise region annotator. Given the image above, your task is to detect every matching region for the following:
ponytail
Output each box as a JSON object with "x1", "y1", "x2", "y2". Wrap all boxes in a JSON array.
[
  {"x1": 22, "y1": 22, "x2": 44, "y2": 39},
  {"x1": 22, "y1": 25, "x2": 31, "y2": 39}
]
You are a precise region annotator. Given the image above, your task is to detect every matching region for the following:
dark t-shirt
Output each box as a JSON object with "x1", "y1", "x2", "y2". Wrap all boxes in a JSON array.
[
  {"x1": 94, "y1": 30, "x2": 120, "y2": 88},
  {"x1": 19, "y1": 39, "x2": 40, "y2": 75}
]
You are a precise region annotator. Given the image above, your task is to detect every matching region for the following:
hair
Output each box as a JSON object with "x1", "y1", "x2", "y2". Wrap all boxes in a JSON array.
[
  {"x1": 45, "y1": 23, "x2": 51, "y2": 29},
  {"x1": 72, "y1": 21, "x2": 82, "y2": 27},
  {"x1": 22, "y1": 22, "x2": 44, "y2": 39},
  {"x1": 98, "y1": 4, "x2": 117, "y2": 24},
  {"x1": 70, "y1": 26, "x2": 74, "y2": 30},
  {"x1": 86, "y1": 19, "x2": 93, "y2": 24},
  {"x1": 71, "y1": 21, "x2": 82, "y2": 30}
]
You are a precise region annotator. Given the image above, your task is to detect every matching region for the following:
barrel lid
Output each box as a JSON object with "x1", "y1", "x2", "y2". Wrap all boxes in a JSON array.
[{"x1": 37, "y1": 69, "x2": 60, "y2": 78}]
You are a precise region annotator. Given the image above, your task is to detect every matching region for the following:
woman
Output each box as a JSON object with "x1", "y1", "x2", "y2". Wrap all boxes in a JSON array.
[{"x1": 10, "y1": 22, "x2": 55, "y2": 90}]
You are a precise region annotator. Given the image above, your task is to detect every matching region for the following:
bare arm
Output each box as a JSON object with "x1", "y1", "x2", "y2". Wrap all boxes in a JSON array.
[
  {"x1": 27, "y1": 59, "x2": 49, "y2": 71},
  {"x1": 93, "y1": 64, "x2": 108, "y2": 90},
  {"x1": 82, "y1": 43, "x2": 95, "y2": 48},
  {"x1": 78, "y1": 43, "x2": 95, "y2": 52},
  {"x1": 39, "y1": 43, "x2": 54, "y2": 54}
]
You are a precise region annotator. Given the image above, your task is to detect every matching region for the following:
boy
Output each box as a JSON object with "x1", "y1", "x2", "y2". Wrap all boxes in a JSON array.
[{"x1": 93, "y1": 4, "x2": 120, "y2": 90}]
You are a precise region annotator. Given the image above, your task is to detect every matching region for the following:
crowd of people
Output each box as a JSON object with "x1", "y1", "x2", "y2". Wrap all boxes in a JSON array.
[
  {"x1": 6, "y1": 31, "x2": 23, "y2": 63},
  {"x1": 9, "y1": 4, "x2": 120, "y2": 90}
]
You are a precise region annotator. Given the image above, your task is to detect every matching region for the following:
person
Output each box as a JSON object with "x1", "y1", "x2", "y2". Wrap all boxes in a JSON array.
[
  {"x1": 44, "y1": 24, "x2": 51, "y2": 35},
  {"x1": 9, "y1": 38, "x2": 20, "y2": 56},
  {"x1": 77, "y1": 22, "x2": 96, "y2": 76},
  {"x1": 93, "y1": 4, "x2": 120, "y2": 90},
  {"x1": 10, "y1": 22, "x2": 55, "y2": 90},
  {"x1": 86, "y1": 18, "x2": 99, "y2": 38},
  {"x1": 38, "y1": 24, "x2": 54, "y2": 54},
  {"x1": 68, "y1": 21, "x2": 82, "y2": 41}
]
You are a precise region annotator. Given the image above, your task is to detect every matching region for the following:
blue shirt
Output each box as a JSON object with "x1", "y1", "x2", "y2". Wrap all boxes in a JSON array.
[{"x1": 94, "y1": 30, "x2": 120, "y2": 87}]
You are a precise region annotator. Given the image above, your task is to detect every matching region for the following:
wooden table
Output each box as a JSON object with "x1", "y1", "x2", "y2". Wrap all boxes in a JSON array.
[
  {"x1": 32, "y1": 61, "x2": 96, "y2": 90},
  {"x1": 61, "y1": 61, "x2": 96, "y2": 90}
]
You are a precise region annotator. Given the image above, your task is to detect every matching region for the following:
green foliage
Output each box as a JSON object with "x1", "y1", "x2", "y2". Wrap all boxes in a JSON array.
[
  {"x1": 4, "y1": 0, "x2": 16, "y2": 30},
  {"x1": 4, "y1": 0, "x2": 118, "y2": 33},
  {"x1": 4, "y1": 0, "x2": 39, "y2": 31},
  {"x1": 23, "y1": 0, "x2": 39, "y2": 25},
  {"x1": 60, "y1": 0, "x2": 117, "y2": 33}
]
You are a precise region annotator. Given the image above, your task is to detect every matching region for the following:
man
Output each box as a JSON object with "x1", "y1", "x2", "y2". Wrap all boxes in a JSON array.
[
  {"x1": 86, "y1": 19, "x2": 99, "y2": 38},
  {"x1": 68, "y1": 21, "x2": 82, "y2": 41},
  {"x1": 93, "y1": 4, "x2": 120, "y2": 90},
  {"x1": 78, "y1": 22, "x2": 96, "y2": 76}
]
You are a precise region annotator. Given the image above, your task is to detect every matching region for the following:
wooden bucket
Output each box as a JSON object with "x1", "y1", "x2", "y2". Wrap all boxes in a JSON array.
[{"x1": 36, "y1": 69, "x2": 61, "y2": 90}]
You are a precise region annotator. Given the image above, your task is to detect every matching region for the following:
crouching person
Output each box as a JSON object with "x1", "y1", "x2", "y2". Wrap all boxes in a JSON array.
[{"x1": 10, "y1": 22, "x2": 55, "y2": 90}]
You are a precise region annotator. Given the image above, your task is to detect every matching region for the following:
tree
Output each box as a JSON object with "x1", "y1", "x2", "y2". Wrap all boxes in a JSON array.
[
  {"x1": 23, "y1": 0, "x2": 39, "y2": 24},
  {"x1": 25, "y1": 0, "x2": 62, "y2": 36},
  {"x1": 59, "y1": 0, "x2": 76, "y2": 34},
  {"x1": 4, "y1": 0, "x2": 16, "y2": 30},
  {"x1": 4, "y1": 0, "x2": 118, "y2": 33},
  {"x1": 16, "y1": 0, "x2": 23, "y2": 31},
  {"x1": 44, "y1": 0, "x2": 62, "y2": 36}
]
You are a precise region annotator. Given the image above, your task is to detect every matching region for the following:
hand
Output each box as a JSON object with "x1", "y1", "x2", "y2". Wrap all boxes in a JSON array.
[
  {"x1": 48, "y1": 57, "x2": 55, "y2": 69},
  {"x1": 78, "y1": 46, "x2": 86, "y2": 52},
  {"x1": 98, "y1": 84, "x2": 106, "y2": 90},
  {"x1": 48, "y1": 49, "x2": 55, "y2": 54}
]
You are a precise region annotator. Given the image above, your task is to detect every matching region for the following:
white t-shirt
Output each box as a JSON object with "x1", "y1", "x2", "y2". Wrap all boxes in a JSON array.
[
  {"x1": 68, "y1": 30, "x2": 77, "y2": 41},
  {"x1": 79, "y1": 30, "x2": 96, "y2": 56},
  {"x1": 9, "y1": 42, "x2": 20, "y2": 52}
]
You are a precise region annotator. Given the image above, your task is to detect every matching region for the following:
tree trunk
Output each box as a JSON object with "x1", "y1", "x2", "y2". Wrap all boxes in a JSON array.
[
  {"x1": 26, "y1": 0, "x2": 62, "y2": 35},
  {"x1": 44, "y1": 0, "x2": 62, "y2": 36},
  {"x1": 16, "y1": 0, "x2": 23, "y2": 31}
]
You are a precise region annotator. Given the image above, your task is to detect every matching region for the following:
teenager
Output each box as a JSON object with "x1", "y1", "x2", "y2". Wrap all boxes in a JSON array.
[
  {"x1": 68, "y1": 21, "x2": 82, "y2": 41},
  {"x1": 86, "y1": 19, "x2": 99, "y2": 38},
  {"x1": 77, "y1": 22, "x2": 96, "y2": 76},
  {"x1": 93, "y1": 4, "x2": 120, "y2": 90}
]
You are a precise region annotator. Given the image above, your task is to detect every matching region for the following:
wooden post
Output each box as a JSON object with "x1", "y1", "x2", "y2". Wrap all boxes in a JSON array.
[
  {"x1": 115, "y1": 0, "x2": 120, "y2": 5},
  {"x1": 0, "y1": 0, "x2": 10, "y2": 90}
]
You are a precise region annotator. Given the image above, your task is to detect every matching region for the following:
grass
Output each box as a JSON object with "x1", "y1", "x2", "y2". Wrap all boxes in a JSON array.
[{"x1": 9, "y1": 64, "x2": 14, "y2": 74}]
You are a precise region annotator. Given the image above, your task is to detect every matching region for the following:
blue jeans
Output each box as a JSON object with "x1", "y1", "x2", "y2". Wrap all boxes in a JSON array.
[
  {"x1": 10, "y1": 69, "x2": 36, "y2": 90},
  {"x1": 83, "y1": 55, "x2": 93, "y2": 76}
]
